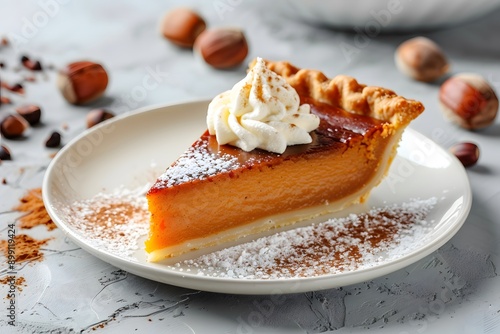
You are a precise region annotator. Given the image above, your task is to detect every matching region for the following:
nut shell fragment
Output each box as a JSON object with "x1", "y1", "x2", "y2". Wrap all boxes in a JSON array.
[{"x1": 86, "y1": 108, "x2": 115, "y2": 128}]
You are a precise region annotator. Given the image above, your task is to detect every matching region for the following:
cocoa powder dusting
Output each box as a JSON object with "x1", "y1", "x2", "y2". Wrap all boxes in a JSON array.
[
  {"x1": 0, "y1": 234, "x2": 51, "y2": 263},
  {"x1": 15, "y1": 188, "x2": 57, "y2": 230}
]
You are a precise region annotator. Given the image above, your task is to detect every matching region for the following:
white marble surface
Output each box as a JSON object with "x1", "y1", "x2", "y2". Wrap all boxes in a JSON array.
[{"x1": 1, "y1": 1, "x2": 500, "y2": 333}]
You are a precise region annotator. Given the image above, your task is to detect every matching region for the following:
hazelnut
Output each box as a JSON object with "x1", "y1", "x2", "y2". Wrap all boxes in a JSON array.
[
  {"x1": 45, "y1": 131, "x2": 62, "y2": 148},
  {"x1": 57, "y1": 61, "x2": 109, "y2": 105},
  {"x1": 395, "y1": 37, "x2": 449, "y2": 82},
  {"x1": 194, "y1": 28, "x2": 249, "y2": 69},
  {"x1": 0, "y1": 114, "x2": 29, "y2": 139},
  {"x1": 86, "y1": 108, "x2": 115, "y2": 128},
  {"x1": 161, "y1": 7, "x2": 206, "y2": 48},
  {"x1": 439, "y1": 73, "x2": 499, "y2": 130},
  {"x1": 0, "y1": 145, "x2": 12, "y2": 161},
  {"x1": 16, "y1": 104, "x2": 42, "y2": 125},
  {"x1": 450, "y1": 142, "x2": 479, "y2": 167}
]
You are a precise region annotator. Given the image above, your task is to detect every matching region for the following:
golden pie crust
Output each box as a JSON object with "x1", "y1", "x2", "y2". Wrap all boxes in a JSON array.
[{"x1": 259, "y1": 59, "x2": 424, "y2": 132}]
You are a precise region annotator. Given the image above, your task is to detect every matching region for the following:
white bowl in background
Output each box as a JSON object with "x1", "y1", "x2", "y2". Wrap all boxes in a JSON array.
[{"x1": 279, "y1": 0, "x2": 500, "y2": 31}]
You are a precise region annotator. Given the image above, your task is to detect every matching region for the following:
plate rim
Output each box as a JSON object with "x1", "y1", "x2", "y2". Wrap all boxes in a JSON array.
[{"x1": 42, "y1": 100, "x2": 472, "y2": 295}]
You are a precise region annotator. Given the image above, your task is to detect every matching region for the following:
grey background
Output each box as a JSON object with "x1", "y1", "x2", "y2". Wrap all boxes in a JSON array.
[{"x1": 1, "y1": 1, "x2": 499, "y2": 333}]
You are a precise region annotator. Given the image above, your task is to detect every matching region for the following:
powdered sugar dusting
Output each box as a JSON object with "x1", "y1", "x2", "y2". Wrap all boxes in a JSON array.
[
  {"x1": 179, "y1": 198, "x2": 437, "y2": 279},
  {"x1": 63, "y1": 188, "x2": 150, "y2": 259},
  {"x1": 156, "y1": 139, "x2": 239, "y2": 188}
]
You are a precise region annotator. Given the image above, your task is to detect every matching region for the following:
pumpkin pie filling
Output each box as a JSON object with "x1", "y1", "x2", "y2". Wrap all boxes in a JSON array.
[{"x1": 145, "y1": 59, "x2": 424, "y2": 261}]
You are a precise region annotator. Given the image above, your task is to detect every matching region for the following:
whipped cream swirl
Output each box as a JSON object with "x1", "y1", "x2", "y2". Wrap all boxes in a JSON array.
[{"x1": 207, "y1": 57, "x2": 320, "y2": 154}]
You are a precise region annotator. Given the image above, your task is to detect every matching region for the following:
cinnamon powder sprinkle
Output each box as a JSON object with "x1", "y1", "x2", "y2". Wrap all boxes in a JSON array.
[
  {"x1": 65, "y1": 191, "x2": 149, "y2": 257},
  {"x1": 0, "y1": 276, "x2": 26, "y2": 292},
  {"x1": 0, "y1": 188, "x2": 55, "y2": 274},
  {"x1": 0, "y1": 234, "x2": 51, "y2": 263},
  {"x1": 15, "y1": 188, "x2": 57, "y2": 231},
  {"x1": 181, "y1": 198, "x2": 438, "y2": 279}
]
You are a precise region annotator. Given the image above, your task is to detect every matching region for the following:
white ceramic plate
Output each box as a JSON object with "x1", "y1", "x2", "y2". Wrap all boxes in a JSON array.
[{"x1": 43, "y1": 100, "x2": 472, "y2": 295}]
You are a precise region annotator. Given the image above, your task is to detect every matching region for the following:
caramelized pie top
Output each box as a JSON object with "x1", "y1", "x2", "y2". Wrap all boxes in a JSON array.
[
  {"x1": 149, "y1": 100, "x2": 387, "y2": 192},
  {"x1": 149, "y1": 60, "x2": 424, "y2": 193}
]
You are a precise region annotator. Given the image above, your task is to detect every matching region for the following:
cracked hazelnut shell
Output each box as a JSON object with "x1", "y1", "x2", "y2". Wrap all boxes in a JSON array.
[
  {"x1": 45, "y1": 131, "x2": 62, "y2": 148},
  {"x1": 16, "y1": 104, "x2": 42, "y2": 125},
  {"x1": 0, "y1": 145, "x2": 12, "y2": 161}
]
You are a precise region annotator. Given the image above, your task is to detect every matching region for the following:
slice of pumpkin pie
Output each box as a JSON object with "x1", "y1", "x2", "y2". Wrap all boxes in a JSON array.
[{"x1": 145, "y1": 58, "x2": 424, "y2": 261}]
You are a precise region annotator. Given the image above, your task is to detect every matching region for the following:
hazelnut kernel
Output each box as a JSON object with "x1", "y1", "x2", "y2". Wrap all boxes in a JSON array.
[
  {"x1": 439, "y1": 73, "x2": 499, "y2": 130},
  {"x1": 57, "y1": 61, "x2": 109, "y2": 105},
  {"x1": 45, "y1": 131, "x2": 62, "y2": 148},
  {"x1": 395, "y1": 37, "x2": 449, "y2": 82},
  {"x1": 86, "y1": 109, "x2": 115, "y2": 128},
  {"x1": 0, "y1": 114, "x2": 29, "y2": 139},
  {"x1": 450, "y1": 142, "x2": 479, "y2": 167},
  {"x1": 16, "y1": 104, "x2": 42, "y2": 125},
  {"x1": 0, "y1": 145, "x2": 12, "y2": 161},
  {"x1": 194, "y1": 28, "x2": 249, "y2": 69},
  {"x1": 161, "y1": 7, "x2": 206, "y2": 48}
]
